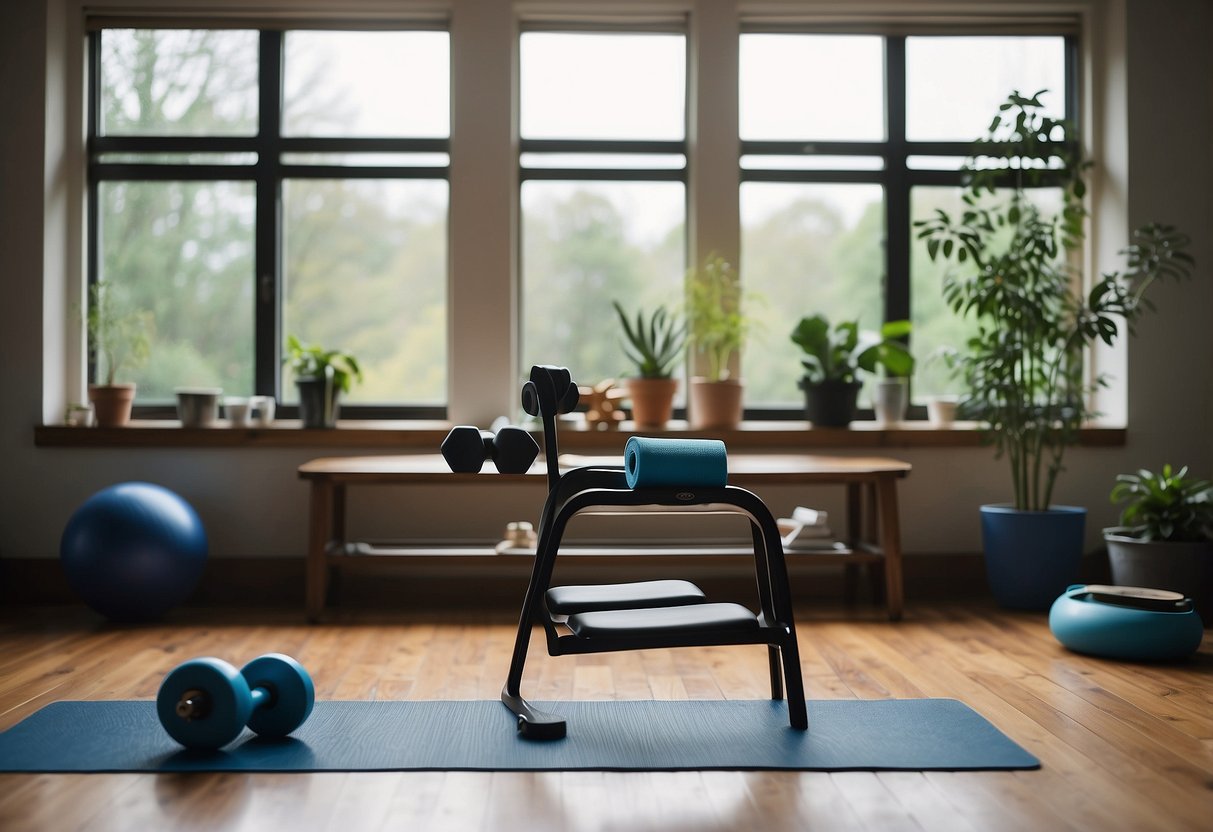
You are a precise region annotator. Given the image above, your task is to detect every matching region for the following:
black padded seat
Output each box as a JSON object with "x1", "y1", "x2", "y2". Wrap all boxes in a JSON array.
[
  {"x1": 566, "y1": 602, "x2": 759, "y2": 639},
  {"x1": 546, "y1": 579, "x2": 707, "y2": 615}
]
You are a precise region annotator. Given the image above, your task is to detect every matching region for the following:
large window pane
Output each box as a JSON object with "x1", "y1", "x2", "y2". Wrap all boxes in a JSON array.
[
  {"x1": 283, "y1": 179, "x2": 448, "y2": 405},
  {"x1": 906, "y1": 37, "x2": 1067, "y2": 141},
  {"x1": 910, "y1": 186, "x2": 1065, "y2": 401},
  {"x1": 283, "y1": 31, "x2": 450, "y2": 138},
  {"x1": 98, "y1": 181, "x2": 256, "y2": 399},
  {"x1": 740, "y1": 183, "x2": 885, "y2": 407},
  {"x1": 521, "y1": 181, "x2": 685, "y2": 384},
  {"x1": 740, "y1": 34, "x2": 884, "y2": 141},
  {"x1": 520, "y1": 33, "x2": 686, "y2": 140},
  {"x1": 100, "y1": 30, "x2": 258, "y2": 136}
]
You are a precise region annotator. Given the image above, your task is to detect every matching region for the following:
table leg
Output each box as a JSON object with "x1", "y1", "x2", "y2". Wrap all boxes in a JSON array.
[
  {"x1": 875, "y1": 475, "x2": 904, "y2": 621},
  {"x1": 844, "y1": 484, "x2": 862, "y2": 604},
  {"x1": 306, "y1": 479, "x2": 335, "y2": 623}
]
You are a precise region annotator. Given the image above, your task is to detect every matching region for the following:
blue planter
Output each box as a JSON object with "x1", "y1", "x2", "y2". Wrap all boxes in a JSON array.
[{"x1": 980, "y1": 504, "x2": 1087, "y2": 610}]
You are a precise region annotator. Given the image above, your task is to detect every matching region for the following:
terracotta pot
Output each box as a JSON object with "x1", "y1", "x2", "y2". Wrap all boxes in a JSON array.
[
  {"x1": 88, "y1": 383, "x2": 136, "y2": 427},
  {"x1": 689, "y1": 377, "x2": 743, "y2": 430},
  {"x1": 625, "y1": 377, "x2": 678, "y2": 428}
]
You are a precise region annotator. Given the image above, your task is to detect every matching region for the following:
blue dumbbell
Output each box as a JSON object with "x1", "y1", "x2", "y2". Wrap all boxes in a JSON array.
[{"x1": 156, "y1": 653, "x2": 315, "y2": 750}]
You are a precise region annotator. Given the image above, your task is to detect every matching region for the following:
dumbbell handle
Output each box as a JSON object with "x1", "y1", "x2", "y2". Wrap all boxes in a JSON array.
[
  {"x1": 175, "y1": 684, "x2": 270, "y2": 720},
  {"x1": 176, "y1": 689, "x2": 210, "y2": 720}
]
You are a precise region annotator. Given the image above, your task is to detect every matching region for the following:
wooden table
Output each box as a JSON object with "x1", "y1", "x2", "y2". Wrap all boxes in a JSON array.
[{"x1": 298, "y1": 453, "x2": 912, "y2": 622}]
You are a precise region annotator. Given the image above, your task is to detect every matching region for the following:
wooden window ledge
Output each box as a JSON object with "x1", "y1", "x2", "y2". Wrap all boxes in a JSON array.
[{"x1": 33, "y1": 419, "x2": 1126, "y2": 450}]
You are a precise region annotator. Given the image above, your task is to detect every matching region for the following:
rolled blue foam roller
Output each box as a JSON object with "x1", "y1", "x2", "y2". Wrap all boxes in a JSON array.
[
  {"x1": 624, "y1": 436, "x2": 727, "y2": 489},
  {"x1": 1049, "y1": 584, "x2": 1203, "y2": 662}
]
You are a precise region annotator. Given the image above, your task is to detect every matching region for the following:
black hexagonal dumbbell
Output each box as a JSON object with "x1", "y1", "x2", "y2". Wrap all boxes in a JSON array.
[{"x1": 441, "y1": 424, "x2": 540, "y2": 474}]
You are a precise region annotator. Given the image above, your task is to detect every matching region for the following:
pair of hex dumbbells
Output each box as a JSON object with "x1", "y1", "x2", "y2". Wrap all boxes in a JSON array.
[
  {"x1": 441, "y1": 422, "x2": 539, "y2": 474},
  {"x1": 440, "y1": 367, "x2": 581, "y2": 475},
  {"x1": 157, "y1": 653, "x2": 314, "y2": 750}
]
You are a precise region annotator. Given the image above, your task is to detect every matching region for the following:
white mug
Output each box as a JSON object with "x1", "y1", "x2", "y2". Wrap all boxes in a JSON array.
[
  {"x1": 249, "y1": 395, "x2": 276, "y2": 427},
  {"x1": 225, "y1": 397, "x2": 252, "y2": 427}
]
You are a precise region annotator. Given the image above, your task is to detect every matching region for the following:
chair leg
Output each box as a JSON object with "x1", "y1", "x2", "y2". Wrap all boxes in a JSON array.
[
  {"x1": 501, "y1": 684, "x2": 567, "y2": 740},
  {"x1": 767, "y1": 645, "x2": 784, "y2": 700},
  {"x1": 780, "y1": 639, "x2": 808, "y2": 730}
]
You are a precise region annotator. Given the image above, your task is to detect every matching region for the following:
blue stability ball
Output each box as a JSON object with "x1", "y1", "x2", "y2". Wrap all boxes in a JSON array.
[
  {"x1": 60, "y1": 482, "x2": 208, "y2": 621},
  {"x1": 1049, "y1": 585, "x2": 1204, "y2": 662}
]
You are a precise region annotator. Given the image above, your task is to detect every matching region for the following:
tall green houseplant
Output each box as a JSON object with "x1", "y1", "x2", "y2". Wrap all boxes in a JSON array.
[
  {"x1": 85, "y1": 279, "x2": 152, "y2": 427},
  {"x1": 685, "y1": 254, "x2": 751, "y2": 430},
  {"x1": 87, "y1": 279, "x2": 152, "y2": 388},
  {"x1": 916, "y1": 90, "x2": 1194, "y2": 512},
  {"x1": 685, "y1": 254, "x2": 747, "y2": 383}
]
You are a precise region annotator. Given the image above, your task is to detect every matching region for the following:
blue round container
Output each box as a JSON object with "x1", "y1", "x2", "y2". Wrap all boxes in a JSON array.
[
  {"x1": 1049, "y1": 585, "x2": 1204, "y2": 661},
  {"x1": 981, "y1": 504, "x2": 1086, "y2": 610}
]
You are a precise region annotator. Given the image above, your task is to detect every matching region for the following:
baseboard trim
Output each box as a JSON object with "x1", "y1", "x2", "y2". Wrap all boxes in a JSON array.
[{"x1": 0, "y1": 551, "x2": 1039, "y2": 611}]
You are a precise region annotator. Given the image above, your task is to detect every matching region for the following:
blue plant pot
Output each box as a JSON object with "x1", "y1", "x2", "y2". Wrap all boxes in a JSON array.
[{"x1": 980, "y1": 504, "x2": 1087, "y2": 610}]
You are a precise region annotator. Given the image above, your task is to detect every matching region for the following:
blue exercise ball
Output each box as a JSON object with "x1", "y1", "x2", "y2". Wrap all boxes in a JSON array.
[{"x1": 60, "y1": 482, "x2": 208, "y2": 621}]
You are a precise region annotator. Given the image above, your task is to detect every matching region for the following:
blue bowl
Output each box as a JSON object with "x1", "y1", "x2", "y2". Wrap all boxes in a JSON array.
[{"x1": 1049, "y1": 585, "x2": 1204, "y2": 661}]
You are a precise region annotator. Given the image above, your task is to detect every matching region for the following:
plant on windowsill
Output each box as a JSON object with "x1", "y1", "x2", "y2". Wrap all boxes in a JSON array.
[
  {"x1": 919, "y1": 345, "x2": 964, "y2": 427},
  {"x1": 685, "y1": 254, "x2": 752, "y2": 430},
  {"x1": 789, "y1": 315, "x2": 913, "y2": 428},
  {"x1": 85, "y1": 280, "x2": 153, "y2": 428},
  {"x1": 284, "y1": 335, "x2": 363, "y2": 429},
  {"x1": 612, "y1": 301, "x2": 685, "y2": 429},
  {"x1": 1103, "y1": 465, "x2": 1213, "y2": 619},
  {"x1": 915, "y1": 89, "x2": 1195, "y2": 609}
]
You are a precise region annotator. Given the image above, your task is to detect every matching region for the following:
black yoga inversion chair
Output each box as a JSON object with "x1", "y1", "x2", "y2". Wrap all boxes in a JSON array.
[{"x1": 501, "y1": 365, "x2": 808, "y2": 739}]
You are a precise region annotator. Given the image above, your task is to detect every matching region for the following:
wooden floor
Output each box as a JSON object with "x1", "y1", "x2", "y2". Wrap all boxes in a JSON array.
[{"x1": 0, "y1": 603, "x2": 1210, "y2": 832}]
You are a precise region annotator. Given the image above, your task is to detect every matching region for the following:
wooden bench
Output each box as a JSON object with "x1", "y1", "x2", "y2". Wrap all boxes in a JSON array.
[{"x1": 298, "y1": 453, "x2": 912, "y2": 622}]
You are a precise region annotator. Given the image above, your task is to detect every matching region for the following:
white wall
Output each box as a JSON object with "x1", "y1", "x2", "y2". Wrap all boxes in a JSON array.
[{"x1": 1, "y1": 0, "x2": 1210, "y2": 565}]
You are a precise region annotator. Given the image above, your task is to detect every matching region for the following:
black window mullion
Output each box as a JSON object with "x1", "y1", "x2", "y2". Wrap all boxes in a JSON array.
[
  {"x1": 739, "y1": 169, "x2": 883, "y2": 185},
  {"x1": 255, "y1": 31, "x2": 283, "y2": 399},
  {"x1": 86, "y1": 32, "x2": 101, "y2": 388},
  {"x1": 884, "y1": 36, "x2": 910, "y2": 330}
]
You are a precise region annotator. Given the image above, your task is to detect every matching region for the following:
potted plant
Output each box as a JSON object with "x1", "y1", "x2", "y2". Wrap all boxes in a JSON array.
[
  {"x1": 919, "y1": 345, "x2": 963, "y2": 427},
  {"x1": 685, "y1": 254, "x2": 750, "y2": 430},
  {"x1": 612, "y1": 301, "x2": 685, "y2": 429},
  {"x1": 284, "y1": 335, "x2": 363, "y2": 429},
  {"x1": 789, "y1": 315, "x2": 912, "y2": 427},
  {"x1": 85, "y1": 280, "x2": 152, "y2": 427},
  {"x1": 917, "y1": 90, "x2": 1195, "y2": 609},
  {"x1": 1104, "y1": 465, "x2": 1213, "y2": 621}
]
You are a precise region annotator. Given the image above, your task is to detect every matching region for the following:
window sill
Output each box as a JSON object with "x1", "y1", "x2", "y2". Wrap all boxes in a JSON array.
[{"x1": 33, "y1": 419, "x2": 1127, "y2": 450}]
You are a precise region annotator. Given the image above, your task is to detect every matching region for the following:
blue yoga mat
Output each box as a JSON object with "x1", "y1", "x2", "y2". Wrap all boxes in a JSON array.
[
  {"x1": 0, "y1": 699, "x2": 1037, "y2": 772},
  {"x1": 624, "y1": 436, "x2": 728, "y2": 489}
]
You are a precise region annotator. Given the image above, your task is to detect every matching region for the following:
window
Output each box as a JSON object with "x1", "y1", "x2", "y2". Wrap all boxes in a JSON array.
[
  {"x1": 518, "y1": 30, "x2": 687, "y2": 388},
  {"x1": 739, "y1": 32, "x2": 1073, "y2": 414},
  {"x1": 84, "y1": 14, "x2": 1078, "y2": 425},
  {"x1": 89, "y1": 27, "x2": 450, "y2": 415}
]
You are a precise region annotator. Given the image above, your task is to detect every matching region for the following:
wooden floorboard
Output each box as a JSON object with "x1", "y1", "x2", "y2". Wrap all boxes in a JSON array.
[{"x1": 0, "y1": 603, "x2": 1209, "y2": 831}]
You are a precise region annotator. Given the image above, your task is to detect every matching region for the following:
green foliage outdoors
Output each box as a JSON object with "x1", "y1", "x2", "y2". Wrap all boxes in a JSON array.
[
  {"x1": 916, "y1": 90, "x2": 1195, "y2": 511},
  {"x1": 100, "y1": 31, "x2": 1025, "y2": 414},
  {"x1": 612, "y1": 301, "x2": 685, "y2": 379},
  {"x1": 98, "y1": 30, "x2": 446, "y2": 404},
  {"x1": 522, "y1": 184, "x2": 684, "y2": 387},
  {"x1": 86, "y1": 280, "x2": 152, "y2": 386},
  {"x1": 1107, "y1": 465, "x2": 1213, "y2": 543},
  {"x1": 790, "y1": 315, "x2": 913, "y2": 384},
  {"x1": 685, "y1": 254, "x2": 752, "y2": 383}
]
